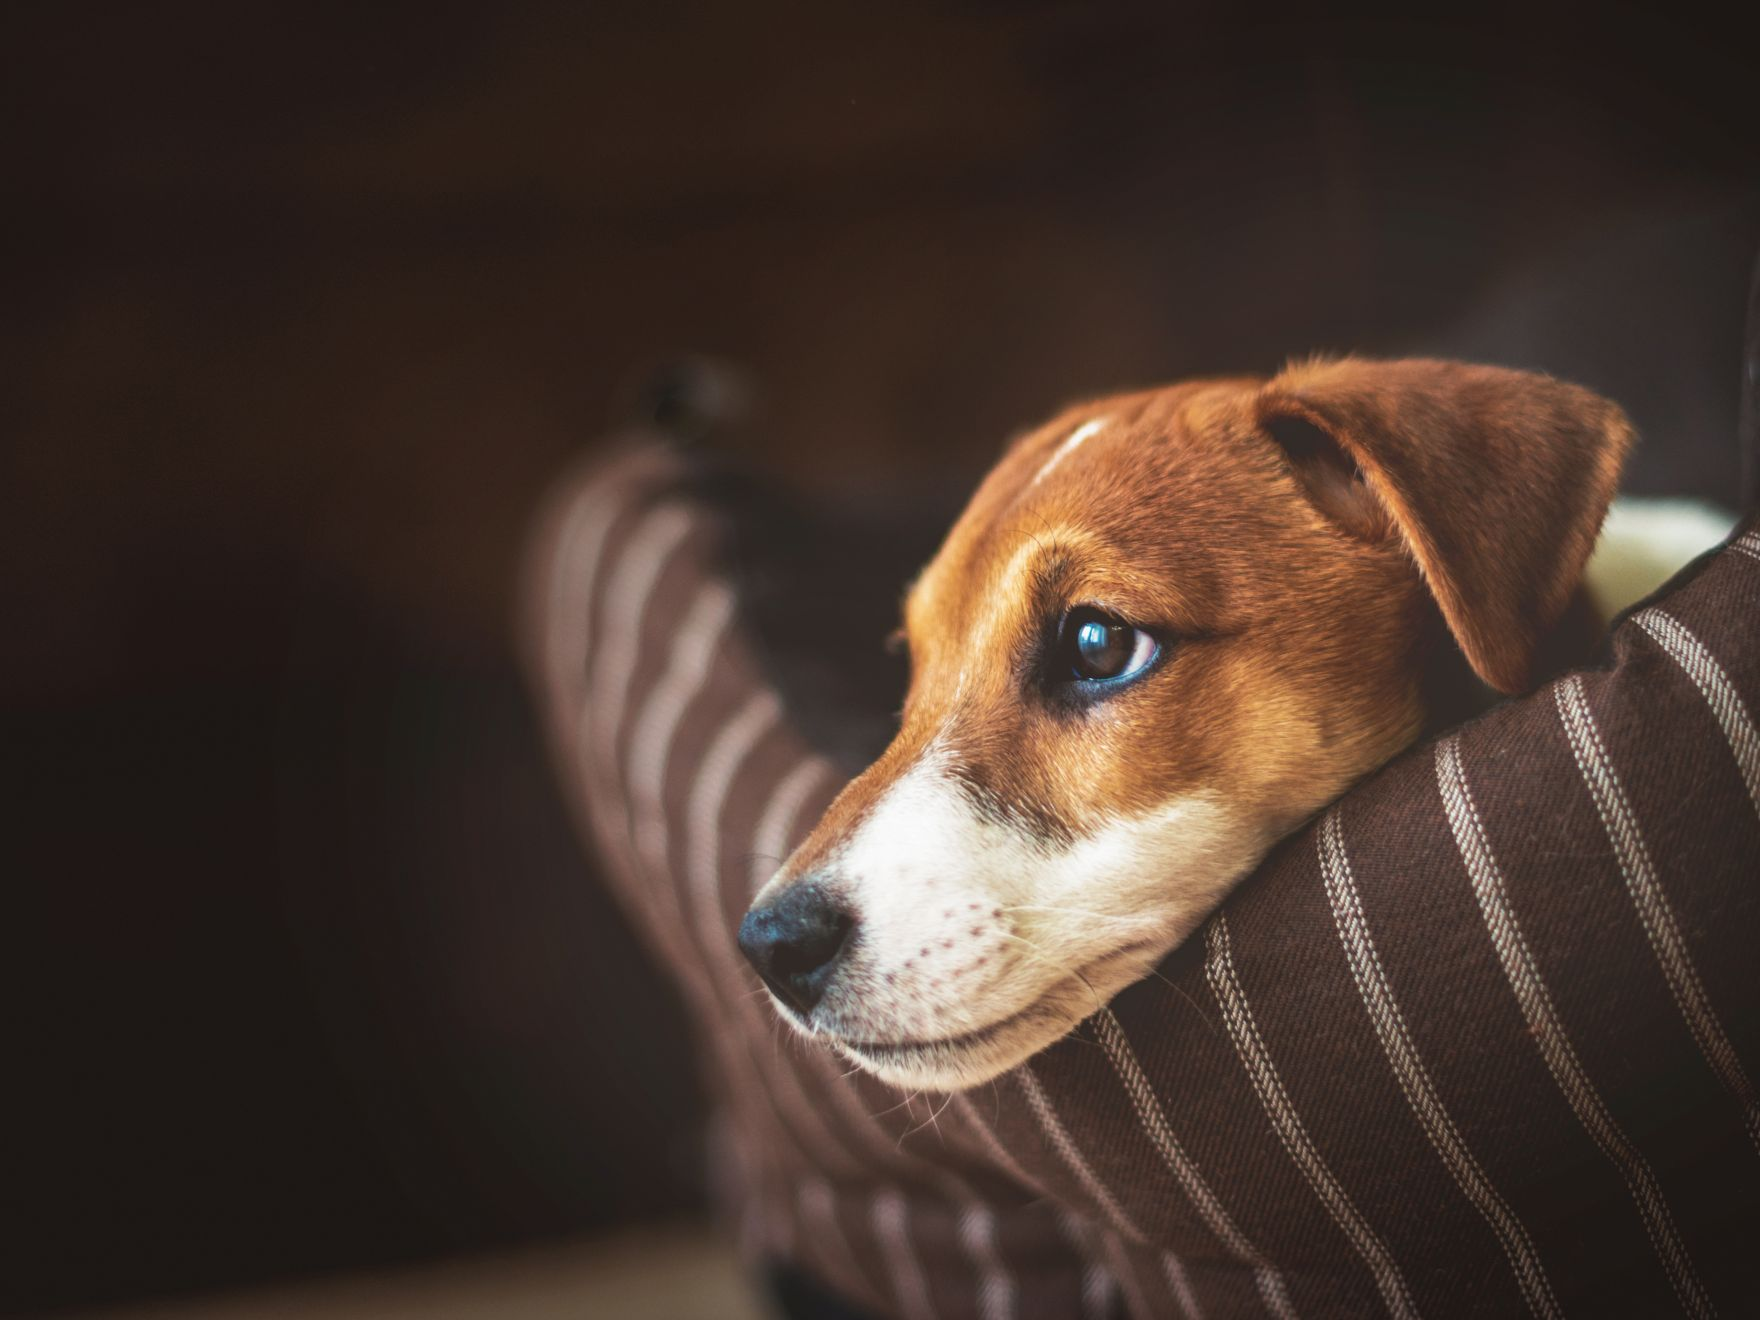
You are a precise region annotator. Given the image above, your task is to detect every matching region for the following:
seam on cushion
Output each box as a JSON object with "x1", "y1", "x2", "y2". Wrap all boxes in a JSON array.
[
  {"x1": 1554, "y1": 676, "x2": 1760, "y2": 1157},
  {"x1": 1094, "y1": 1009, "x2": 1298, "y2": 1320},
  {"x1": 1437, "y1": 736, "x2": 1714, "y2": 1318},
  {"x1": 1633, "y1": 609, "x2": 1760, "y2": 817},
  {"x1": 1203, "y1": 913, "x2": 1420, "y2": 1320},
  {"x1": 1317, "y1": 811, "x2": 1561, "y2": 1319}
]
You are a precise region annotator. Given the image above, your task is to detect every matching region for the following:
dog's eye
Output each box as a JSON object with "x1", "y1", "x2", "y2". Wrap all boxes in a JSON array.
[{"x1": 1057, "y1": 606, "x2": 1159, "y2": 683}]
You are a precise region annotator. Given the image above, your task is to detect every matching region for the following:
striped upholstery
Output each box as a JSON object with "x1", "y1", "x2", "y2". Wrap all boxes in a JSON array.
[{"x1": 522, "y1": 439, "x2": 1760, "y2": 1318}]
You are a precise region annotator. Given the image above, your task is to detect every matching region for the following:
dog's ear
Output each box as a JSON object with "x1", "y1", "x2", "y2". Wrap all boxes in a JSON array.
[{"x1": 1258, "y1": 357, "x2": 1632, "y2": 693}]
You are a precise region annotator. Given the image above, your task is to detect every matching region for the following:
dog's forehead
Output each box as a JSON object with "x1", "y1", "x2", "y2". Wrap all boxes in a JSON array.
[{"x1": 908, "y1": 378, "x2": 1269, "y2": 625}]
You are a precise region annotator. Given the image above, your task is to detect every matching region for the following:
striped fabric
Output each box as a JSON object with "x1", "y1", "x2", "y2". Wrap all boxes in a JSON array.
[{"x1": 522, "y1": 443, "x2": 1760, "y2": 1317}]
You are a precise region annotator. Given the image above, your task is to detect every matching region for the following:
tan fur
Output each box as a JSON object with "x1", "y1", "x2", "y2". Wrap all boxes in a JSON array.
[{"x1": 752, "y1": 359, "x2": 1631, "y2": 1090}]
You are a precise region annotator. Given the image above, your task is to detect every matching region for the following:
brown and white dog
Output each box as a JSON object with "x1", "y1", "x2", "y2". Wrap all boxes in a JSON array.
[{"x1": 738, "y1": 357, "x2": 1642, "y2": 1091}]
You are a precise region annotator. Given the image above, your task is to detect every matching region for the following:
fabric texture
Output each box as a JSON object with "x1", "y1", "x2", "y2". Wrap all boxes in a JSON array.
[{"x1": 522, "y1": 438, "x2": 1760, "y2": 1318}]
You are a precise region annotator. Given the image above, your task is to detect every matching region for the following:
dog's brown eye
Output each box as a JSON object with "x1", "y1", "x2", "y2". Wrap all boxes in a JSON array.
[{"x1": 1059, "y1": 606, "x2": 1159, "y2": 684}]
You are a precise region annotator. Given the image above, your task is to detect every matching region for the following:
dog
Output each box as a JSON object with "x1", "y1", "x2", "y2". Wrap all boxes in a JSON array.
[{"x1": 736, "y1": 357, "x2": 1700, "y2": 1092}]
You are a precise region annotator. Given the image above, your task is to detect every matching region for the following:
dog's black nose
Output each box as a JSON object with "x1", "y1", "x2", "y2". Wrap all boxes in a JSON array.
[{"x1": 737, "y1": 882, "x2": 855, "y2": 1015}]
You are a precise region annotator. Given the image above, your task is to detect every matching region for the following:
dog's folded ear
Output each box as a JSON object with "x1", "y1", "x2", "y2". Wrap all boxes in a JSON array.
[{"x1": 1257, "y1": 357, "x2": 1633, "y2": 693}]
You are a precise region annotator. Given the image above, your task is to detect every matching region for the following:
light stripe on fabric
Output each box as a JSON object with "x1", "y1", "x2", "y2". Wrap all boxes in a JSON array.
[
  {"x1": 1203, "y1": 913, "x2": 1420, "y2": 1320},
  {"x1": 586, "y1": 503, "x2": 696, "y2": 769},
  {"x1": 1437, "y1": 736, "x2": 1714, "y2": 1318},
  {"x1": 1157, "y1": 1242, "x2": 1203, "y2": 1320},
  {"x1": 1096, "y1": 1230, "x2": 1161, "y2": 1320},
  {"x1": 799, "y1": 1176, "x2": 887, "y2": 1311},
  {"x1": 1059, "y1": 1213, "x2": 1120, "y2": 1320},
  {"x1": 578, "y1": 511, "x2": 718, "y2": 982},
  {"x1": 873, "y1": 1188, "x2": 939, "y2": 1320},
  {"x1": 540, "y1": 452, "x2": 665, "y2": 715},
  {"x1": 750, "y1": 757, "x2": 839, "y2": 896},
  {"x1": 958, "y1": 1203, "x2": 1016, "y2": 1320},
  {"x1": 1555, "y1": 675, "x2": 1760, "y2": 1155},
  {"x1": 954, "y1": 1092, "x2": 1051, "y2": 1196},
  {"x1": 1094, "y1": 1009, "x2": 1297, "y2": 1320},
  {"x1": 1634, "y1": 609, "x2": 1760, "y2": 815},
  {"x1": 1017, "y1": 1064, "x2": 1146, "y2": 1241},
  {"x1": 799, "y1": 1065, "x2": 1014, "y2": 1313},
  {"x1": 685, "y1": 689, "x2": 782, "y2": 964},
  {"x1": 1318, "y1": 810, "x2": 1560, "y2": 1319},
  {"x1": 1731, "y1": 529, "x2": 1760, "y2": 564},
  {"x1": 628, "y1": 581, "x2": 737, "y2": 872}
]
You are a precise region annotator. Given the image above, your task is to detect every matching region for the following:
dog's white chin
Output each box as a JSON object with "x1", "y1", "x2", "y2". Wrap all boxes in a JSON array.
[
  {"x1": 832, "y1": 1015, "x2": 1070, "y2": 1091},
  {"x1": 814, "y1": 942, "x2": 1167, "y2": 1091}
]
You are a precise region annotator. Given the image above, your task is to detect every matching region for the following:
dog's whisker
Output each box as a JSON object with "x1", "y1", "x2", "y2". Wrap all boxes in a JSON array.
[
  {"x1": 899, "y1": 1093, "x2": 940, "y2": 1146},
  {"x1": 923, "y1": 1090, "x2": 954, "y2": 1146},
  {"x1": 1134, "y1": 963, "x2": 1218, "y2": 1034},
  {"x1": 989, "y1": 929, "x2": 1066, "y2": 969},
  {"x1": 1007, "y1": 928, "x2": 1111, "y2": 1016},
  {"x1": 986, "y1": 930, "x2": 1109, "y2": 1022},
  {"x1": 868, "y1": 1089, "x2": 922, "y2": 1122},
  {"x1": 892, "y1": 1088, "x2": 947, "y2": 1149},
  {"x1": 990, "y1": 937, "x2": 1111, "y2": 1018}
]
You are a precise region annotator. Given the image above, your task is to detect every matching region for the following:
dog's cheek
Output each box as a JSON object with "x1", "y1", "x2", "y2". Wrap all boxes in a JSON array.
[
  {"x1": 835, "y1": 759, "x2": 1269, "y2": 1032},
  {"x1": 827, "y1": 757, "x2": 1041, "y2": 1018},
  {"x1": 1030, "y1": 794, "x2": 1272, "y2": 948}
]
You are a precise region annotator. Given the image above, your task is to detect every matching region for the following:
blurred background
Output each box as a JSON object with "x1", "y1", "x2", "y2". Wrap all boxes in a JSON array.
[{"x1": 4, "y1": 2, "x2": 1757, "y2": 1315}]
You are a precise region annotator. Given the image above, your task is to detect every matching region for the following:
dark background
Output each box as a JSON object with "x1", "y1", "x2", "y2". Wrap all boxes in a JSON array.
[{"x1": 5, "y1": 3, "x2": 1757, "y2": 1314}]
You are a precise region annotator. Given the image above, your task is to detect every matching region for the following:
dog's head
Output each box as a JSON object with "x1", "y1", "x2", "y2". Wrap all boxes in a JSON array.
[{"x1": 739, "y1": 358, "x2": 1630, "y2": 1089}]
